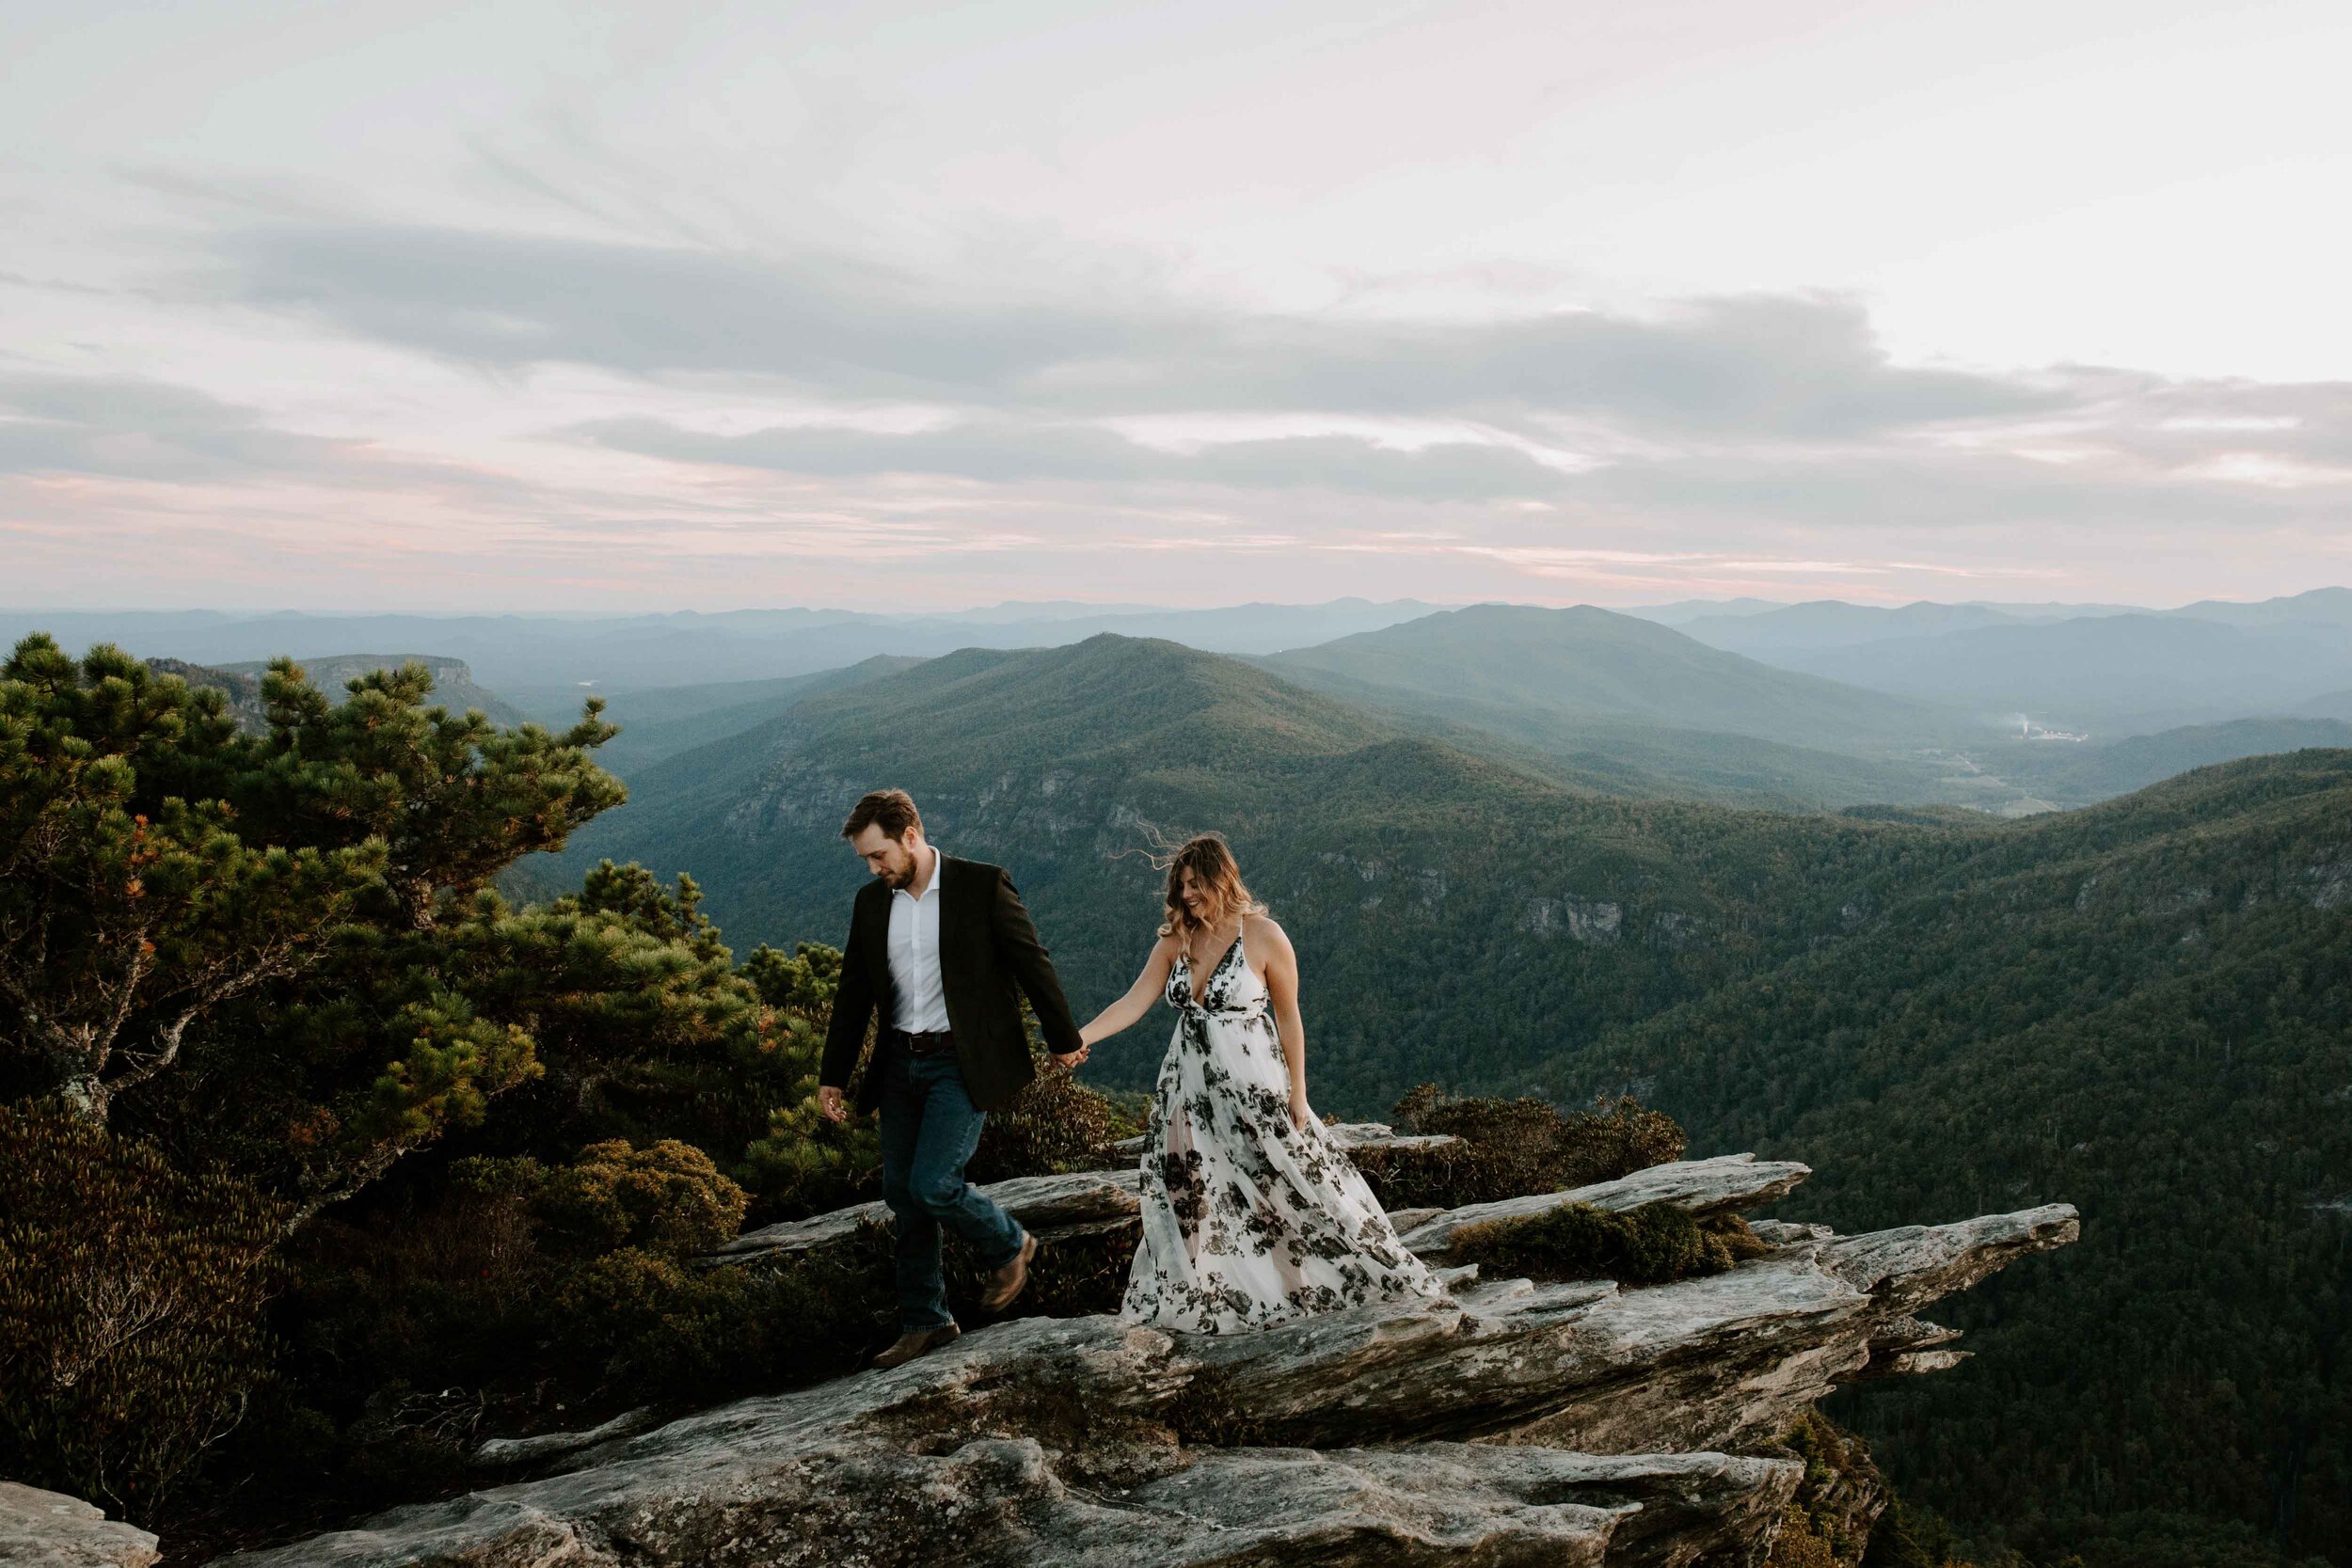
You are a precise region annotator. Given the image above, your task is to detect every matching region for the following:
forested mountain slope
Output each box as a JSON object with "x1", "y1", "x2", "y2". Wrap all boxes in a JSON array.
[
  {"x1": 551, "y1": 632, "x2": 1951, "y2": 1106},
  {"x1": 1264, "y1": 602, "x2": 1963, "y2": 752},
  {"x1": 1980, "y1": 718, "x2": 2352, "y2": 808},
  {"x1": 1543, "y1": 752, "x2": 2352, "y2": 1566},
  {"x1": 1258, "y1": 602, "x2": 2004, "y2": 810},
  {"x1": 528, "y1": 656, "x2": 925, "y2": 778}
]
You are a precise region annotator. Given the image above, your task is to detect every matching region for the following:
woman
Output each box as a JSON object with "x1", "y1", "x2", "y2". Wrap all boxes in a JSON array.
[{"x1": 1068, "y1": 832, "x2": 1448, "y2": 1333}]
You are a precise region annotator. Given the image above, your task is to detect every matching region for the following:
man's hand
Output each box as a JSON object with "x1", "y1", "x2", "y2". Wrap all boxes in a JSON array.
[
  {"x1": 1051, "y1": 1044, "x2": 1089, "y2": 1072},
  {"x1": 818, "y1": 1085, "x2": 848, "y2": 1122}
]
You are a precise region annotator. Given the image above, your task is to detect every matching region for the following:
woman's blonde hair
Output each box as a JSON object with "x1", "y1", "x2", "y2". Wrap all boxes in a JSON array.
[{"x1": 1146, "y1": 830, "x2": 1267, "y2": 940}]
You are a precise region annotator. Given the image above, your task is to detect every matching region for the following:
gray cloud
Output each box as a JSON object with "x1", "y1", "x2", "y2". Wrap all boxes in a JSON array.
[
  {"x1": 0, "y1": 375, "x2": 367, "y2": 483},
  {"x1": 220, "y1": 227, "x2": 1167, "y2": 399},
  {"x1": 0, "y1": 373, "x2": 528, "y2": 496},
  {"x1": 24, "y1": 221, "x2": 2344, "y2": 575},
  {"x1": 218, "y1": 224, "x2": 2063, "y2": 437},
  {"x1": 1578, "y1": 445, "x2": 2347, "y2": 532},
  {"x1": 568, "y1": 416, "x2": 1576, "y2": 499}
]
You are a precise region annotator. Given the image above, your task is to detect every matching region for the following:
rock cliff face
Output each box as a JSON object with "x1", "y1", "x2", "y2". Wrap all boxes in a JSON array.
[{"x1": 208, "y1": 1146, "x2": 2076, "y2": 1568}]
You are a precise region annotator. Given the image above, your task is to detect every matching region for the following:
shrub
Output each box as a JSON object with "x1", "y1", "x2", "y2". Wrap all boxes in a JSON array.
[
  {"x1": 1353, "y1": 1086, "x2": 1688, "y2": 1211},
  {"x1": 1441, "y1": 1199, "x2": 1749, "y2": 1287},
  {"x1": 532, "y1": 1139, "x2": 747, "y2": 1259},
  {"x1": 552, "y1": 1247, "x2": 743, "y2": 1394},
  {"x1": 742, "y1": 1091, "x2": 882, "y2": 1222},
  {"x1": 968, "y1": 1049, "x2": 1138, "y2": 1185},
  {"x1": 0, "y1": 1101, "x2": 288, "y2": 1523},
  {"x1": 551, "y1": 1223, "x2": 913, "y2": 1405},
  {"x1": 1772, "y1": 1409, "x2": 1889, "y2": 1568},
  {"x1": 1766, "y1": 1500, "x2": 1843, "y2": 1568}
]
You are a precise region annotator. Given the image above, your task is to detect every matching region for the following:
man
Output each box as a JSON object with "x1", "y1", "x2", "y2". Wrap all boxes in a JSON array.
[{"x1": 818, "y1": 788, "x2": 1087, "y2": 1368}]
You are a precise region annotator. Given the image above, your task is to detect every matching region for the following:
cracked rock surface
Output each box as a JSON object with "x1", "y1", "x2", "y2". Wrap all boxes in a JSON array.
[
  {"x1": 210, "y1": 1156, "x2": 2078, "y2": 1568},
  {"x1": 0, "y1": 1481, "x2": 161, "y2": 1568}
]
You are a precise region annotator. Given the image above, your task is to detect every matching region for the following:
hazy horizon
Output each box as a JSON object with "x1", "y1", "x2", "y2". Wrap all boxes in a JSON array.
[{"x1": 6, "y1": 587, "x2": 2344, "y2": 622}]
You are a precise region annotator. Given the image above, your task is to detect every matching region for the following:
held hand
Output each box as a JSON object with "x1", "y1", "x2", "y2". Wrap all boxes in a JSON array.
[
  {"x1": 1051, "y1": 1044, "x2": 1090, "y2": 1072},
  {"x1": 818, "y1": 1085, "x2": 848, "y2": 1123}
]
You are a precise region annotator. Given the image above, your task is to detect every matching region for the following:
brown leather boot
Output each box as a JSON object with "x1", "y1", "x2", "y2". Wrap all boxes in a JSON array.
[
  {"x1": 871, "y1": 1323, "x2": 961, "y2": 1369},
  {"x1": 977, "y1": 1232, "x2": 1039, "y2": 1312}
]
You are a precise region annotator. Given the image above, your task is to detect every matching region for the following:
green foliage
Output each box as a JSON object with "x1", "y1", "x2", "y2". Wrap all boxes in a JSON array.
[
  {"x1": 1768, "y1": 1504, "x2": 1843, "y2": 1568},
  {"x1": 1859, "y1": 1497, "x2": 1979, "y2": 1568},
  {"x1": 0, "y1": 1102, "x2": 288, "y2": 1523},
  {"x1": 969, "y1": 1036, "x2": 1143, "y2": 1185},
  {"x1": 532, "y1": 1138, "x2": 747, "y2": 1259},
  {"x1": 549, "y1": 1247, "x2": 757, "y2": 1396},
  {"x1": 737, "y1": 936, "x2": 878, "y2": 1218},
  {"x1": 1552, "y1": 752, "x2": 2352, "y2": 1568},
  {"x1": 744, "y1": 937, "x2": 843, "y2": 1013},
  {"x1": 1352, "y1": 1086, "x2": 1688, "y2": 1211},
  {"x1": 242, "y1": 652, "x2": 624, "y2": 927},
  {"x1": 0, "y1": 635, "x2": 386, "y2": 1121},
  {"x1": 2, "y1": 632, "x2": 628, "y2": 1226},
  {"x1": 1771, "y1": 1409, "x2": 1888, "y2": 1568},
  {"x1": 1442, "y1": 1198, "x2": 1746, "y2": 1287}
]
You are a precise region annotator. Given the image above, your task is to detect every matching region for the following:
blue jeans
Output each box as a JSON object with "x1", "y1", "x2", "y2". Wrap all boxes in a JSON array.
[{"x1": 877, "y1": 1049, "x2": 1027, "y2": 1331}]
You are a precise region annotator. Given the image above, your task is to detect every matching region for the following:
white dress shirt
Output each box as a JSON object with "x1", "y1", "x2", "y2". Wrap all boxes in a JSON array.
[{"x1": 886, "y1": 846, "x2": 952, "y2": 1033}]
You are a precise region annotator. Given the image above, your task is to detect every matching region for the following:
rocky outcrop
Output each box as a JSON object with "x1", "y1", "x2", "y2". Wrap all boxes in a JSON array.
[
  {"x1": 0, "y1": 1481, "x2": 159, "y2": 1568},
  {"x1": 707, "y1": 1169, "x2": 1145, "y2": 1263},
  {"x1": 709, "y1": 1126, "x2": 1460, "y2": 1266},
  {"x1": 213, "y1": 1154, "x2": 2077, "y2": 1568},
  {"x1": 1396, "y1": 1152, "x2": 1810, "y2": 1259},
  {"x1": 469, "y1": 1407, "x2": 660, "y2": 1472}
]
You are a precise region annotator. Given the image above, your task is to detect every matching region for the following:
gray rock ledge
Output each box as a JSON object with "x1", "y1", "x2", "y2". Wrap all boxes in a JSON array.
[
  {"x1": 1395, "y1": 1152, "x2": 1813, "y2": 1259},
  {"x1": 707, "y1": 1168, "x2": 1144, "y2": 1263},
  {"x1": 0, "y1": 1481, "x2": 160, "y2": 1568},
  {"x1": 210, "y1": 1196, "x2": 2076, "y2": 1568}
]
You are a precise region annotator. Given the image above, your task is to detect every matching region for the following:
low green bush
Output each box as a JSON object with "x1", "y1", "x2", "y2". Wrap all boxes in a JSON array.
[
  {"x1": 1352, "y1": 1086, "x2": 1688, "y2": 1212},
  {"x1": 1442, "y1": 1198, "x2": 1758, "y2": 1287},
  {"x1": 1772, "y1": 1409, "x2": 1884, "y2": 1568},
  {"x1": 969, "y1": 1049, "x2": 1142, "y2": 1185},
  {"x1": 532, "y1": 1138, "x2": 747, "y2": 1258}
]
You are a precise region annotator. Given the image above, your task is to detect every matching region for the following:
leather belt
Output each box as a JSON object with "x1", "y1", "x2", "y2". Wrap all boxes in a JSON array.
[{"x1": 889, "y1": 1027, "x2": 957, "y2": 1056}]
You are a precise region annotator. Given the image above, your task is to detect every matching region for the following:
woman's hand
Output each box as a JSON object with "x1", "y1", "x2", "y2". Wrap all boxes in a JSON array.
[
  {"x1": 1052, "y1": 1042, "x2": 1091, "y2": 1071},
  {"x1": 1288, "y1": 1086, "x2": 1313, "y2": 1131}
]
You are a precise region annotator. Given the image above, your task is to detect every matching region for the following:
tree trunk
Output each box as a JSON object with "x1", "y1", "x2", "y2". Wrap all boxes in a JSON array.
[{"x1": 56, "y1": 1073, "x2": 110, "y2": 1124}]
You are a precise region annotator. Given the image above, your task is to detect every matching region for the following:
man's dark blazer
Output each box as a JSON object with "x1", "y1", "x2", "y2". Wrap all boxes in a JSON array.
[{"x1": 818, "y1": 852, "x2": 1084, "y2": 1114}]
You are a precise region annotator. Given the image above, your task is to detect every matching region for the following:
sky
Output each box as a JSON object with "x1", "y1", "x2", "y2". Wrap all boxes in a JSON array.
[{"x1": 4, "y1": 0, "x2": 2349, "y2": 613}]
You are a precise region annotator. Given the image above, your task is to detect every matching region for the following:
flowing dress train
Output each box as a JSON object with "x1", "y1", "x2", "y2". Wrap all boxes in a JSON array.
[{"x1": 1119, "y1": 934, "x2": 1449, "y2": 1333}]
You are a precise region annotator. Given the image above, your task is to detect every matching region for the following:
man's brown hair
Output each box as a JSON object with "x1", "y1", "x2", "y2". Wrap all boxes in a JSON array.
[{"x1": 841, "y1": 788, "x2": 923, "y2": 841}]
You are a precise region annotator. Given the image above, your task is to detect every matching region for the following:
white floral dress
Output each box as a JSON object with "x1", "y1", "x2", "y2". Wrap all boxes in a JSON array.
[{"x1": 1119, "y1": 934, "x2": 1450, "y2": 1334}]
